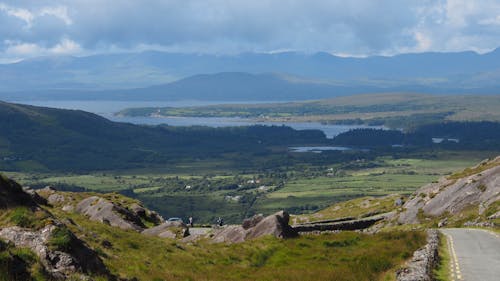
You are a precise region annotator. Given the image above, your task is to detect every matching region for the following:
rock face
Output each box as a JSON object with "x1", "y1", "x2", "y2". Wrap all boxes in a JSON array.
[
  {"x1": 398, "y1": 157, "x2": 500, "y2": 224},
  {"x1": 75, "y1": 196, "x2": 146, "y2": 231},
  {"x1": 396, "y1": 230, "x2": 439, "y2": 281},
  {"x1": 212, "y1": 211, "x2": 298, "y2": 243},
  {"x1": 0, "y1": 225, "x2": 110, "y2": 280}
]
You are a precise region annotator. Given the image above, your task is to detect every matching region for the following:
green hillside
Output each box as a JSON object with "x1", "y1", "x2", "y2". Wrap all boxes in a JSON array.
[{"x1": 0, "y1": 101, "x2": 329, "y2": 172}]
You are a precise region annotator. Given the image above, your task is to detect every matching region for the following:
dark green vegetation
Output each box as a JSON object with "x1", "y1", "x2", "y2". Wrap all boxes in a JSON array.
[
  {"x1": 333, "y1": 122, "x2": 500, "y2": 149},
  {"x1": 0, "y1": 101, "x2": 329, "y2": 172},
  {"x1": 119, "y1": 93, "x2": 500, "y2": 129}
]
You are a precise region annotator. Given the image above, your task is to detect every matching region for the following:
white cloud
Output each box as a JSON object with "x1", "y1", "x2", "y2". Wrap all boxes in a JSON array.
[
  {"x1": 39, "y1": 6, "x2": 72, "y2": 25},
  {"x1": 5, "y1": 41, "x2": 41, "y2": 55},
  {"x1": 1, "y1": 0, "x2": 500, "y2": 61},
  {"x1": 50, "y1": 38, "x2": 81, "y2": 54},
  {"x1": 4, "y1": 38, "x2": 81, "y2": 57},
  {"x1": 0, "y1": 3, "x2": 34, "y2": 27}
]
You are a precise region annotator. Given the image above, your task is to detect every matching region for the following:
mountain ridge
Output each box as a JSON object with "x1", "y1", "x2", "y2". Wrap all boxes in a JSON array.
[{"x1": 1, "y1": 49, "x2": 500, "y2": 100}]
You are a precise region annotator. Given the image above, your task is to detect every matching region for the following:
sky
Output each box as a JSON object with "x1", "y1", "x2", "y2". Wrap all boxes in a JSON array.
[{"x1": 1, "y1": 0, "x2": 500, "y2": 62}]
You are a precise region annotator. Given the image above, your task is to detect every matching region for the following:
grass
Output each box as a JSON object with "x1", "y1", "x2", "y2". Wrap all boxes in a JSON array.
[
  {"x1": 434, "y1": 232, "x2": 452, "y2": 281},
  {"x1": 291, "y1": 195, "x2": 400, "y2": 224},
  {"x1": 10, "y1": 207, "x2": 36, "y2": 228},
  {"x1": 0, "y1": 238, "x2": 47, "y2": 281},
  {"x1": 448, "y1": 156, "x2": 500, "y2": 180},
  {"x1": 52, "y1": 205, "x2": 426, "y2": 281},
  {"x1": 48, "y1": 227, "x2": 73, "y2": 252}
]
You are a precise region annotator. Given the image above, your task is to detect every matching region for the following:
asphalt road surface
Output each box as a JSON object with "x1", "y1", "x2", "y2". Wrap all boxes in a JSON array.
[{"x1": 440, "y1": 228, "x2": 500, "y2": 281}]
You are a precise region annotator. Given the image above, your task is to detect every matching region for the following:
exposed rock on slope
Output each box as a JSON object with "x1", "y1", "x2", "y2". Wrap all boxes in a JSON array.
[
  {"x1": 0, "y1": 175, "x2": 112, "y2": 280},
  {"x1": 212, "y1": 211, "x2": 297, "y2": 243},
  {"x1": 398, "y1": 157, "x2": 500, "y2": 224},
  {"x1": 0, "y1": 225, "x2": 110, "y2": 280},
  {"x1": 68, "y1": 195, "x2": 163, "y2": 232},
  {"x1": 75, "y1": 196, "x2": 146, "y2": 231}
]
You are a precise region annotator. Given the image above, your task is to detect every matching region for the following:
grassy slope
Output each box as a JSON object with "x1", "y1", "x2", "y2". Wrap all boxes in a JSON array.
[{"x1": 48, "y1": 203, "x2": 426, "y2": 281}]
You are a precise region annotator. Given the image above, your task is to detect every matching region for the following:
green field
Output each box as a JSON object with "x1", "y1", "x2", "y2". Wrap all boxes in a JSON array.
[{"x1": 3, "y1": 150, "x2": 493, "y2": 224}]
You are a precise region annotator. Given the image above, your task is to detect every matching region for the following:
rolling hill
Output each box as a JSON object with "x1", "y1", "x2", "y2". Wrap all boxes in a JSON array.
[{"x1": 0, "y1": 101, "x2": 328, "y2": 172}]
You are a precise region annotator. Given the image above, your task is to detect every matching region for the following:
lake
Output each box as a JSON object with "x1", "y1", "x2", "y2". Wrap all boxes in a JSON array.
[{"x1": 12, "y1": 100, "x2": 383, "y2": 139}]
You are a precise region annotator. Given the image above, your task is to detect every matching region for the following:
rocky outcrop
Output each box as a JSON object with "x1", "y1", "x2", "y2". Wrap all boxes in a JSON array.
[
  {"x1": 142, "y1": 221, "x2": 187, "y2": 238},
  {"x1": 398, "y1": 157, "x2": 500, "y2": 224},
  {"x1": 0, "y1": 225, "x2": 111, "y2": 280},
  {"x1": 292, "y1": 214, "x2": 386, "y2": 233},
  {"x1": 396, "y1": 229, "x2": 439, "y2": 281},
  {"x1": 75, "y1": 196, "x2": 146, "y2": 231},
  {"x1": 212, "y1": 211, "x2": 298, "y2": 243}
]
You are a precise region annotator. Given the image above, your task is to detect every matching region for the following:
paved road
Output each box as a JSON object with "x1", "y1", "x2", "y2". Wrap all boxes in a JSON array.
[{"x1": 440, "y1": 228, "x2": 500, "y2": 281}]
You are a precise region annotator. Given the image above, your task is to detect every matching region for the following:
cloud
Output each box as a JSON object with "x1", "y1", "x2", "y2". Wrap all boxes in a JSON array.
[
  {"x1": 0, "y1": 0, "x2": 500, "y2": 62},
  {"x1": 0, "y1": 3, "x2": 34, "y2": 27}
]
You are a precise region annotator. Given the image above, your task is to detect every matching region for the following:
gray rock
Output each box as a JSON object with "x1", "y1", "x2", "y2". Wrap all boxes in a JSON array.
[
  {"x1": 246, "y1": 211, "x2": 297, "y2": 239},
  {"x1": 398, "y1": 157, "x2": 500, "y2": 224},
  {"x1": 396, "y1": 229, "x2": 439, "y2": 281},
  {"x1": 0, "y1": 225, "x2": 107, "y2": 280},
  {"x1": 48, "y1": 193, "x2": 66, "y2": 205},
  {"x1": 75, "y1": 196, "x2": 144, "y2": 231},
  {"x1": 141, "y1": 221, "x2": 186, "y2": 238},
  {"x1": 242, "y1": 214, "x2": 264, "y2": 230},
  {"x1": 212, "y1": 211, "x2": 297, "y2": 243},
  {"x1": 62, "y1": 204, "x2": 74, "y2": 212}
]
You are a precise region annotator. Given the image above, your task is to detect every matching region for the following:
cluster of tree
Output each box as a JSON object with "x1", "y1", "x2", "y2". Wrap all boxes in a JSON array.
[{"x1": 332, "y1": 121, "x2": 500, "y2": 150}]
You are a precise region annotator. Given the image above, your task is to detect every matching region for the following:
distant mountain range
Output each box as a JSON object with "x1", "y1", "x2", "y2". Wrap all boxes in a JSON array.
[{"x1": 1, "y1": 49, "x2": 500, "y2": 101}]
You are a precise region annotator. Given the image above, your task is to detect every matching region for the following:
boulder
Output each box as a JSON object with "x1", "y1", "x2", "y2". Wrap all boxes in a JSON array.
[
  {"x1": 242, "y1": 214, "x2": 264, "y2": 230},
  {"x1": 129, "y1": 203, "x2": 164, "y2": 224},
  {"x1": 246, "y1": 211, "x2": 297, "y2": 239},
  {"x1": 48, "y1": 193, "x2": 66, "y2": 205},
  {"x1": 212, "y1": 211, "x2": 297, "y2": 243}
]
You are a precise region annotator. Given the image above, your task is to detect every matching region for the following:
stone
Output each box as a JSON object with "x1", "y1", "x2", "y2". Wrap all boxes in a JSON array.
[
  {"x1": 48, "y1": 193, "x2": 66, "y2": 205},
  {"x1": 396, "y1": 230, "x2": 439, "y2": 281},
  {"x1": 212, "y1": 211, "x2": 298, "y2": 243},
  {"x1": 242, "y1": 214, "x2": 264, "y2": 229}
]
